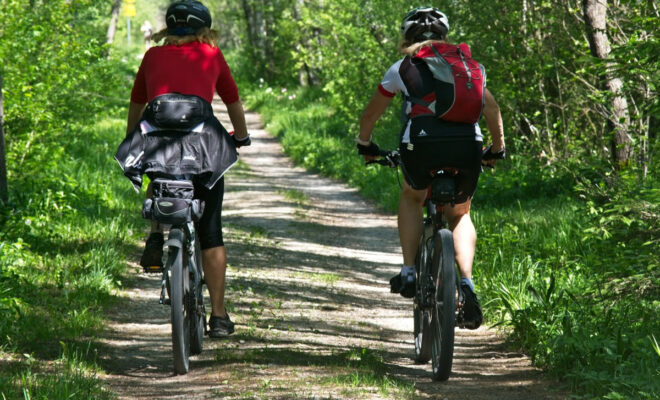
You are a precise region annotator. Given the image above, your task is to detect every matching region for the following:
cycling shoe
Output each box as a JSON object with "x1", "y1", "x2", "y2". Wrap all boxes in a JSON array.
[
  {"x1": 390, "y1": 273, "x2": 415, "y2": 298},
  {"x1": 458, "y1": 283, "x2": 483, "y2": 329},
  {"x1": 140, "y1": 232, "x2": 164, "y2": 272}
]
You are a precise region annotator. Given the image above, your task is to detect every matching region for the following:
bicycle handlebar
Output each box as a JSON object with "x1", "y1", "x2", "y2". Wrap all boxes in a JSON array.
[
  {"x1": 365, "y1": 150, "x2": 401, "y2": 168},
  {"x1": 366, "y1": 146, "x2": 504, "y2": 169}
]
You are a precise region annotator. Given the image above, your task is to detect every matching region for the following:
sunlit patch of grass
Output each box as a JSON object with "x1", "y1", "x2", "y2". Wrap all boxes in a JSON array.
[
  {"x1": 293, "y1": 271, "x2": 341, "y2": 286},
  {"x1": 0, "y1": 116, "x2": 145, "y2": 399},
  {"x1": 277, "y1": 188, "x2": 309, "y2": 207},
  {"x1": 224, "y1": 223, "x2": 280, "y2": 254},
  {"x1": 213, "y1": 346, "x2": 414, "y2": 399},
  {"x1": 0, "y1": 342, "x2": 114, "y2": 400}
]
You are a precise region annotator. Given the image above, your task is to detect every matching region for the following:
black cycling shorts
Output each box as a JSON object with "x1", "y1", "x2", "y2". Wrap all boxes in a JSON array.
[
  {"x1": 194, "y1": 177, "x2": 225, "y2": 249},
  {"x1": 399, "y1": 139, "x2": 483, "y2": 204}
]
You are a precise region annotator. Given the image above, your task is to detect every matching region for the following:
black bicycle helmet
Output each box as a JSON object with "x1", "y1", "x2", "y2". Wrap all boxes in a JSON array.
[
  {"x1": 401, "y1": 7, "x2": 449, "y2": 42},
  {"x1": 166, "y1": 0, "x2": 212, "y2": 36}
]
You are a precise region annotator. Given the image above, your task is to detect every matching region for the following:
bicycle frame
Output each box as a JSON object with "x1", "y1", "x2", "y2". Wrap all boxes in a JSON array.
[
  {"x1": 370, "y1": 151, "x2": 464, "y2": 380},
  {"x1": 142, "y1": 177, "x2": 206, "y2": 374},
  {"x1": 421, "y1": 176, "x2": 465, "y2": 311}
]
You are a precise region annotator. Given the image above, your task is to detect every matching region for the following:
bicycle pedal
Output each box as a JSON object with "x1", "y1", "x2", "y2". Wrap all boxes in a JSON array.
[{"x1": 143, "y1": 265, "x2": 164, "y2": 273}]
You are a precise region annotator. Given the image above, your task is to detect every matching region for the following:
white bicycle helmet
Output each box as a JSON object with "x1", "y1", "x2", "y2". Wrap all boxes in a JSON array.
[{"x1": 401, "y1": 7, "x2": 449, "y2": 42}]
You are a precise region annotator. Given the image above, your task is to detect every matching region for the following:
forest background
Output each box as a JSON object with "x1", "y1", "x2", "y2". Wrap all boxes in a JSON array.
[{"x1": 0, "y1": 0, "x2": 658, "y2": 399}]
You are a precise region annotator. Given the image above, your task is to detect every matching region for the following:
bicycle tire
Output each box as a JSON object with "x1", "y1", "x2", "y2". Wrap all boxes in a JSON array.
[
  {"x1": 413, "y1": 234, "x2": 433, "y2": 363},
  {"x1": 168, "y1": 228, "x2": 191, "y2": 374},
  {"x1": 430, "y1": 229, "x2": 456, "y2": 381},
  {"x1": 190, "y1": 233, "x2": 204, "y2": 355}
]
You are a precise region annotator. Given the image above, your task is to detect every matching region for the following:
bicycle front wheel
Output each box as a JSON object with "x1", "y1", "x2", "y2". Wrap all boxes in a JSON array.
[
  {"x1": 430, "y1": 229, "x2": 456, "y2": 381},
  {"x1": 167, "y1": 229, "x2": 191, "y2": 374}
]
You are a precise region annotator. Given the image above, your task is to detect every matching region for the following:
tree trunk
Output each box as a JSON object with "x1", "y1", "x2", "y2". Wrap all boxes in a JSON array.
[
  {"x1": 0, "y1": 73, "x2": 8, "y2": 202},
  {"x1": 106, "y1": 0, "x2": 122, "y2": 44},
  {"x1": 241, "y1": 0, "x2": 273, "y2": 80},
  {"x1": 583, "y1": 0, "x2": 632, "y2": 165}
]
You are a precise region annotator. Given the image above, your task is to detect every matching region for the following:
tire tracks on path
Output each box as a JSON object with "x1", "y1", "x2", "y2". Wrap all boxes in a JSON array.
[{"x1": 98, "y1": 101, "x2": 565, "y2": 399}]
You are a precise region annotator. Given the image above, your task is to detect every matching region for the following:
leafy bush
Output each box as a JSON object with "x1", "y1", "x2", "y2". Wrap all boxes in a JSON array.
[{"x1": 0, "y1": 0, "x2": 144, "y2": 397}]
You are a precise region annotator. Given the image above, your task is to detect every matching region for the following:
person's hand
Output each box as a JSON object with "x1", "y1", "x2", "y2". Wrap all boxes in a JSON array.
[
  {"x1": 232, "y1": 133, "x2": 251, "y2": 148},
  {"x1": 481, "y1": 144, "x2": 505, "y2": 168},
  {"x1": 356, "y1": 141, "x2": 380, "y2": 163}
]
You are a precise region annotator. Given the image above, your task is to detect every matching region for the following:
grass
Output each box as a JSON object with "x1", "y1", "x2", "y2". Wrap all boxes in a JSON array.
[
  {"x1": 277, "y1": 189, "x2": 310, "y2": 206},
  {"x1": 213, "y1": 346, "x2": 415, "y2": 399},
  {"x1": 0, "y1": 117, "x2": 143, "y2": 399},
  {"x1": 293, "y1": 271, "x2": 342, "y2": 286}
]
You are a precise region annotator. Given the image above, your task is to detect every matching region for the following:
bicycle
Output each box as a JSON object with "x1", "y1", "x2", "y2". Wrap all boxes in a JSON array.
[
  {"x1": 370, "y1": 147, "x2": 503, "y2": 381},
  {"x1": 369, "y1": 150, "x2": 460, "y2": 380},
  {"x1": 141, "y1": 177, "x2": 207, "y2": 375}
]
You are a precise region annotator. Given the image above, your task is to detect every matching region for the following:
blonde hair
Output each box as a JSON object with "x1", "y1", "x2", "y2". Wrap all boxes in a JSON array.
[
  {"x1": 398, "y1": 38, "x2": 448, "y2": 56},
  {"x1": 151, "y1": 27, "x2": 220, "y2": 47}
]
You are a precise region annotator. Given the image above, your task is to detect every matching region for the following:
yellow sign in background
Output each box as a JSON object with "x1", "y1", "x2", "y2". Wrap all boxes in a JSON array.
[{"x1": 122, "y1": 0, "x2": 137, "y2": 18}]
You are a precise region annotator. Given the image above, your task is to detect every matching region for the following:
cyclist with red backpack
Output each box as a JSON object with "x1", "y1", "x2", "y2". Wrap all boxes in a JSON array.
[{"x1": 356, "y1": 7, "x2": 505, "y2": 329}]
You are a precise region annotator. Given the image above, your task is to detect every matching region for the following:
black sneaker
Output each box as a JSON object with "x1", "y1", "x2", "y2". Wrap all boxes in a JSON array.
[
  {"x1": 140, "y1": 232, "x2": 164, "y2": 272},
  {"x1": 458, "y1": 284, "x2": 483, "y2": 330},
  {"x1": 209, "y1": 314, "x2": 235, "y2": 338},
  {"x1": 389, "y1": 273, "x2": 415, "y2": 299}
]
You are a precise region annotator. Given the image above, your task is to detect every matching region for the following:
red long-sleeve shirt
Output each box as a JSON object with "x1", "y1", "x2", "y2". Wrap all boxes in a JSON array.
[{"x1": 130, "y1": 41, "x2": 239, "y2": 105}]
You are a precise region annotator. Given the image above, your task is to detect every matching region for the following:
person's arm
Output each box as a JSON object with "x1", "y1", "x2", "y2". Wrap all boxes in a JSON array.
[
  {"x1": 357, "y1": 91, "x2": 393, "y2": 160},
  {"x1": 482, "y1": 88, "x2": 505, "y2": 152},
  {"x1": 126, "y1": 101, "x2": 147, "y2": 135},
  {"x1": 358, "y1": 90, "x2": 393, "y2": 141},
  {"x1": 226, "y1": 100, "x2": 248, "y2": 139}
]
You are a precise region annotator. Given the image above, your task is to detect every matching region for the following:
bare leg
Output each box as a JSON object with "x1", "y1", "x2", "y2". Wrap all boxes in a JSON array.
[
  {"x1": 398, "y1": 181, "x2": 427, "y2": 266},
  {"x1": 202, "y1": 246, "x2": 228, "y2": 318},
  {"x1": 443, "y1": 201, "x2": 476, "y2": 279}
]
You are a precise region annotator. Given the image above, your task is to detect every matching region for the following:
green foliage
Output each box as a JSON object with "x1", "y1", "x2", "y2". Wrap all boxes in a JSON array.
[
  {"x1": 0, "y1": 0, "x2": 144, "y2": 397},
  {"x1": 232, "y1": 2, "x2": 659, "y2": 398},
  {"x1": 471, "y1": 170, "x2": 659, "y2": 400},
  {"x1": 0, "y1": 117, "x2": 142, "y2": 398}
]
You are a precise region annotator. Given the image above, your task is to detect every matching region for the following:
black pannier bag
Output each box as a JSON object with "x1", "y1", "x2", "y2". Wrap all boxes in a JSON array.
[
  {"x1": 142, "y1": 179, "x2": 205, "y2": 225},
  {"x1": 142, "y1": 93, "x2": 214, "y2": 130}
]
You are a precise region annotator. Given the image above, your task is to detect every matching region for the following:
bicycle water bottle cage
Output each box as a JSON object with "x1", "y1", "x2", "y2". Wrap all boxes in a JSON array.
[
  {"x1": 429, "y1": 170, "x2": 457, "y2": 205},
  {"x1": 141, "y1": 179, "x2": 205, "y2": 224}
]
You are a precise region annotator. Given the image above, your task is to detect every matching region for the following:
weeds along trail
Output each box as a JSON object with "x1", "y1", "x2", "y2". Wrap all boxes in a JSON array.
[{"x1": 98, "y1": 101, "x2": 564, "y2": 399}]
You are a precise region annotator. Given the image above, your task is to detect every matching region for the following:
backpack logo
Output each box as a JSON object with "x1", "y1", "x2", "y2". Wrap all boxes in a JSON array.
[{"x1": 418, "y1": 129, "x2": 428, "y2": 137}]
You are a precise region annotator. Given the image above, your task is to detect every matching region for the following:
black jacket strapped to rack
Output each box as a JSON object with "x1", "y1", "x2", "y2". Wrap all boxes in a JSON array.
[{"x1": 114, "y1": 94, "x2": 238, "y2": 192}]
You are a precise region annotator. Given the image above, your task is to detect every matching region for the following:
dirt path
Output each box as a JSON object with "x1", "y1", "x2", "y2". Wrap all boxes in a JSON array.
[{"x1": 98, "y1": 102, "x2": 565, "y2": 399}]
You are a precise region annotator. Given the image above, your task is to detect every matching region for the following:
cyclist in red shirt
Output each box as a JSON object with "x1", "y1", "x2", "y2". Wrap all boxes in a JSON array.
[
  {"x1": 126, "y1": 0, "x2": 249, "y2": 337},
  {"x1": 356, "y1": 8, "x2": 505, "y2": 329}
]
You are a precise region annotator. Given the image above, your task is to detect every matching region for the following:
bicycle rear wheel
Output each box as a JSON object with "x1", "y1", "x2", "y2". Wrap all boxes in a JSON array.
[
  {"x1": 414, "y1": 234, "x2": 433, "y2": 363},
  {"x1": 430, "y1": 229, "x2": 456, "y2": 381},
  {"x1": 190, "y1": 233, "x2": 205, "y2": 355},
  {"x1": 167, "y1": 228, "x2": 191, "y2": 374}
]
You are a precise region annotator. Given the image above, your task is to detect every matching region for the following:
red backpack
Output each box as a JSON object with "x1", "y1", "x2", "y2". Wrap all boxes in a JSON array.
[{"x1": 408, "y1": 43, "x2": 486, "y2": 124}]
